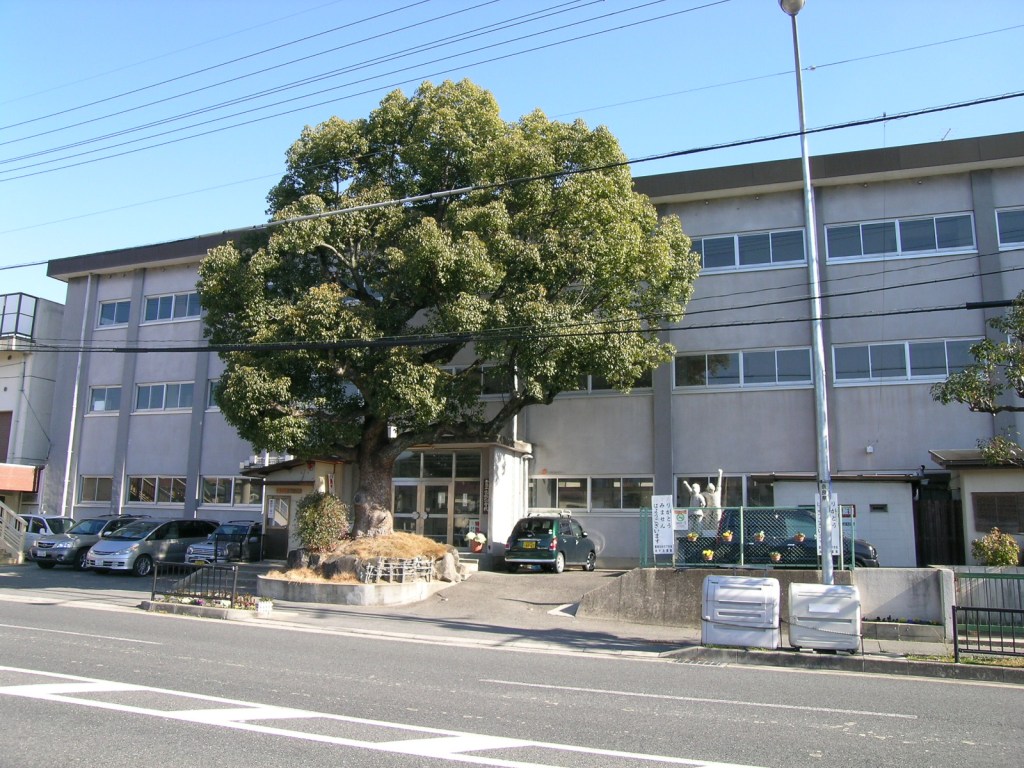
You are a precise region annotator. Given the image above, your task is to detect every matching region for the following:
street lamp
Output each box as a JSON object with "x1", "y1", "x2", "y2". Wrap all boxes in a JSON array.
[{"x1": 779, "y1": 0, "x2": 835, "y2": 585}]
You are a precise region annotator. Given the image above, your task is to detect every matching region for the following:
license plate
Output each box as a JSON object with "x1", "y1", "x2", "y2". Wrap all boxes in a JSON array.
[
  {"x1": 193, "y1": 559, "x2": 209, "y2": 565},
  {"x1": 522, "y1": 541, "x2": 536, "y2": 549}
]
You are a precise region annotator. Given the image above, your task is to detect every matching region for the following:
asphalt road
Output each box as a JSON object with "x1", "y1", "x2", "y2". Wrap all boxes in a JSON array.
[{"x1": 1, "y1": 565, "x2": 1023, "y2": 767}]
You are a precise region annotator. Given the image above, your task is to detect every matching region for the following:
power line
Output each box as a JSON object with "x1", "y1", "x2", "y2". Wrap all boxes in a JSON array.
[{"x1": 0, "y1": 1, "x2": 726, "y2": 180}]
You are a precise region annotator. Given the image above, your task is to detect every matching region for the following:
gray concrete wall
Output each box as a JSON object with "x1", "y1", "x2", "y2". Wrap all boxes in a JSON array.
[{"x1": 577, "y1": 567, "x2": 949, "y2": 637}]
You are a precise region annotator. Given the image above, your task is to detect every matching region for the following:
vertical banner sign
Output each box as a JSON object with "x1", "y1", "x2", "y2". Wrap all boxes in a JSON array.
[
  {"x1": 651, "y1": 495, "x2": 674, "y2": 556},
  {"x1": 814, "y1": 493, "x2": 843, "y2": 556}
]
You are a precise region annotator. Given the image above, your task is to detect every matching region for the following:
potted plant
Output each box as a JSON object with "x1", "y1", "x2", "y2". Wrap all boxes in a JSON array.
[
  {"x1": 702, "y1": 549, "x2": 715, "y2": 562},
  {"x1": 753, "y1": 530, "x2": 766, "y2": 543},
  {"x1": 721, "y1": 530, "x2": 733, "y2": 542},
  {"x1": 465, "y1": 531, "x2": 487, "y2": 553},
  {"x1": 686, "y1": 531, "x2": 699, "y2": 541},
  {"x1": 794, "y1": 532, "x2": 806, "y2": 543},
  {"x1": 769, "y1": 551, "x2": 782, "y2": 563}
]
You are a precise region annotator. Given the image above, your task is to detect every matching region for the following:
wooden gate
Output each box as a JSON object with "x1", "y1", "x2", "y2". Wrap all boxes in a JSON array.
[{"x1": 913, "y1": 489, "x2": 965, "y2": 566}]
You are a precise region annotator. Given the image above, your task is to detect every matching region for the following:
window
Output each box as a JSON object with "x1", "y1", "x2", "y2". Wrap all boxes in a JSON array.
[
  {"x1": 207, "y1": 379, "x2": 221, "y2": 409},
  {"x1": 136, "y1": 382, "x2": 194, "y2": 411},
  {"x1": 143, "y1": 292, "x2": 201, "y2": 322},
  {"x1": 675, "y1": 348, "x2": 811, "y2": 388},
  {"x1": 972, "y1": 492, "x2": 1024, "y2": 534},
  {"x1": 127, "y1": 475, "x2": 187, "y2": 504},
  {"x1": 201, "y1": 476, "x2": 263, "y2": 506},
  {"x1": 89, "y1": 386, "x2": 121, "y2": 413},
  {"x1": 98, "y1": 300, "x2": 130, "y2": 327},
  {"x1": 997, "y1": 208, "x2": 1024, "y2": 249},
  {"x1": 590, "y1": 478, "x2": 653, "y2": 509},
  {"x1": 693, "y1": 229, "x2": 805, "y2": 271},
  {"x1": 826, "y1": 214, "x2": 975, "y2": 261},
  {"x1": 79, "y1": 476, "x2": 113, "y2": 503},
  {"x1": 529, "y1": 477, "x2": 588, "y2": 509},
  {"x1": 834, "y1": 339, "x2": 981, "y2": 382}
]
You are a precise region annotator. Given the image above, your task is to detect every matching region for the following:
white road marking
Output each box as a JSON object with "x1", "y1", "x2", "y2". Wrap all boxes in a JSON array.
[
  {"x1": 0, "y1": 622, "x2": 162, "y2": 644},
  {"x1": 0, "y1": 665, "x2": 767, "y2": 768},
  {"x1": 481, "y1": 679, "x2": 919, "y2": 720}
]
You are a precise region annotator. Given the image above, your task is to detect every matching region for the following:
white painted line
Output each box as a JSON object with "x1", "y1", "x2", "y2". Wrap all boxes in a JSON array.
[
  {"x1": 481, "y1": 679, "x2": 919, "y2": 720},
  {"x1": 0, "y1": 622, "x2": 162, "y2": 644},
  {"x1": 0, "y1": 666, "x2": 767, "y2": 768}
]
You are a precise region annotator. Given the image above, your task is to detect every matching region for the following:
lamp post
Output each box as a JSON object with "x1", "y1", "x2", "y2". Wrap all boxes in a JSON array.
[{"x1": 779, "y1": 0, "x2": 834, "y2": 585}]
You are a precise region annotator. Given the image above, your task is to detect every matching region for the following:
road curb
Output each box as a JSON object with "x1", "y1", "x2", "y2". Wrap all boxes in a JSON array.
[{"x1": 666, "y1": 645, "x2": 1024, "y2": 684}]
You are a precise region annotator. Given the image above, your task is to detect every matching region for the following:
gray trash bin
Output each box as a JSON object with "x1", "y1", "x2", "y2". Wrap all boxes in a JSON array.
[
  {"x1": 701, "y1": 575, "x2": 781, "y2": 649},
  {"x1": 788, "y1": 583, "x2": 862, "y2": 651}
]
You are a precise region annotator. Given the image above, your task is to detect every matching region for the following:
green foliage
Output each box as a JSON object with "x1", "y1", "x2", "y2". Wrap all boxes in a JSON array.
[
  {"x1": 970, "y1": 527, "x2": 1021, "y2": 566},
  {"x1": 295, "y1": 492, "x2": 351, "y2": 553},
  {"x1": 198, "y1": 79, "x2": 698, "y2": 525},
  {"x1": 932, "y1": 294, "x2": 1024, "y2": 464}
]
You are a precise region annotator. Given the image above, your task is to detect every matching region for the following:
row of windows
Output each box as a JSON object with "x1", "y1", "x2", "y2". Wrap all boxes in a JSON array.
[
  {"x1": 97, "y1": 292, "x2": 200, "y2": 328},
  {"x1": 80, "y1": 475, "x2": 263, "y2": 505},
  {"x1": 90, "y1": 381, "x2": 219, "y2": 413},
  {"x1": 675, "y1": 339, "x2": 977, "y2": 389},
  {"x1": 693, "y1": 208, "x2": 1024, "y2": 274},
  {"x1": 528, "y1": 475, "x2": 780, "y2": 510}
]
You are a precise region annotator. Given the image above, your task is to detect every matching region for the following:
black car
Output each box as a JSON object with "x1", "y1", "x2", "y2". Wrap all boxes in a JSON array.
[
  {"x1": 711, "y1": 508, "x2": 880, "y2": 568},
  {"x1": 184, "y1": 520, "x2": 263, "y2": 564},
  {"x1": 504, "y1": 513, "x2": 596, "y2": 573}
]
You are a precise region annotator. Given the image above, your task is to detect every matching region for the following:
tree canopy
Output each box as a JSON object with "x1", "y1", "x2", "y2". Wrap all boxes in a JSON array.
[
  {"x1": 932, "y1": 294, "x2": 1024, "y2": 466},
  {"x1": 198, "y1": 79, "x2": 699, "y2": 535}
]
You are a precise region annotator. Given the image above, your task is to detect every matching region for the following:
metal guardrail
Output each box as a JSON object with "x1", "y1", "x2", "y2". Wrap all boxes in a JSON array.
[
  {"x1": 0, "y1": 504, "x2": 26, "y2": 563},
  {"x1": 953, "y1": 606, "x2": 1024, "y2": 662},
  {"x1": 151, "y1": 561, "x2": 243, "y2": 606},
  {"x1": 953, "y1": 569, "x2": 1024, "y2": 611}
]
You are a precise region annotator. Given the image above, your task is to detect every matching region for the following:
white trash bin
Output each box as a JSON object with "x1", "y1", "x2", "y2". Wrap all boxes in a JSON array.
[
  {"x1": 701, "y1": 575, "x2": 781, "y2": 649},
  {"x1": 788, "y1": 583, "x2": 862, "y2": 652}
]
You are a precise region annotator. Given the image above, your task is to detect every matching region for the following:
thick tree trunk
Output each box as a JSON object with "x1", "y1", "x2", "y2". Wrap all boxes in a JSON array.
[{"x1": 352, "y1": 427, "x2": 396, "y2": 537}]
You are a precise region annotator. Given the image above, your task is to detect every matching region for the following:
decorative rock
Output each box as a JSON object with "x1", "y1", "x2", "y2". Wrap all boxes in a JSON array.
[
  {"x1": 287, "y1": 548, "x2": 310, "y2": 570},
  {"x1": 435, "y1": 552, "x2": 462, "y2": 583},
  {"x1": 321, "y1": 555, "x2": 360, "y2": 580}
]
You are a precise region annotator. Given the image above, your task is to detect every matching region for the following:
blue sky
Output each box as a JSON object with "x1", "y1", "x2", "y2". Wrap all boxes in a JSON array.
[{"x1": 1, "y1": 0, "x2": 1022, "y2": 304}]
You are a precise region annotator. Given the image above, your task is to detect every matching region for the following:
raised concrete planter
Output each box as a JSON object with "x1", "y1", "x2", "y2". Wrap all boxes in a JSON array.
[
  {"x1": 139, "y1": 600, "x2": 266, "y2": 621},
  {"x1": 861, "y1": 620, "x2": 945, "y2": 642},
  {"x1": 257, "y1": 575, "x2": 451, "y2": 606}
]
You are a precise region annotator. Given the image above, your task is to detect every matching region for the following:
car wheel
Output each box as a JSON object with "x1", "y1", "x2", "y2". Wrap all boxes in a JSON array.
[
  {"x1": 583, "y1": 551, "x2": 596, "y2": 571},
  {"x1": 548, "y1": 552, "x2": 565, "y2": 574},
  {"x1": 36, "y1": 561, "x2": 56, "y2": 569},
  {"x1": 506, "y1": 563, "x2": 520, "y2": 573},
  {"x1": 73, "y1": 549, "x2": 89, "y2": 571},
  {"x1": 132, "y1": 555, "x2": 154, "y2": 577}
]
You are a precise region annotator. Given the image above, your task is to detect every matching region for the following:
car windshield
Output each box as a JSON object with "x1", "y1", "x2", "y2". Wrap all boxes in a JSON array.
[
  {"x1": 515, "y1": 519, "x2": 555, "y2": 535},
  {"x1": 67, "y1": 518, "x2": 109, "y2": 535},
  {"x1": 213, "y1": 524, "x2": 251, "y2": 536},
  {"x1": 103, "y1": 520, "x2": 162, "y2": 541},
  {"x1": 48, "y1": 518, "x2": 75, "y2": 534}
]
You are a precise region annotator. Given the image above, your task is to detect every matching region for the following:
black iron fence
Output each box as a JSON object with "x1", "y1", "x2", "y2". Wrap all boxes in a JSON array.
[
  {"x1": 952, "y1": 569, "x2": 1024, "y2": 661},
  {"x1": 953, "y1": 606, "x2": 1024, "y2": 662},
  {"x1": 151, "y1": 561, "x2": 244, "y2": 606}
]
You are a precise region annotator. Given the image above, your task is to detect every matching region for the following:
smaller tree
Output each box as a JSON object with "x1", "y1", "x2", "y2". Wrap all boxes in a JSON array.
[
  {"x1": 295, "y1": 492, "x2": 351, "y2": 552},
  {"x1": 971, "y1": 527, "x2": 1021, "y2": 566},
  {"x1": 931, "y1": 295, "x2": 1024, "y2": 465}
]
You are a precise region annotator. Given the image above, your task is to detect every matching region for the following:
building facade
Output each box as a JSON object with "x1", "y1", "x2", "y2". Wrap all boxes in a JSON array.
[{"x1": 41, "y1": 132, "x2": 1024, "y2": 567}]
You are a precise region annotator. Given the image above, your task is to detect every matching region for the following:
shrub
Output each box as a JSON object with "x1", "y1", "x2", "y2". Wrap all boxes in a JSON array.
[
  {"x1": 971, "y1": 527, "x2": 1022, "y2": 566},
  {"x1": 295, "y1": 492, "x2": 351, "y2": 553}
]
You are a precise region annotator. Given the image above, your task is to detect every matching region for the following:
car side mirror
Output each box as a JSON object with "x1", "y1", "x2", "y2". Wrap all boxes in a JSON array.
[{"x1": 581, "y1": 531, "x2": 588, "y2": 538}]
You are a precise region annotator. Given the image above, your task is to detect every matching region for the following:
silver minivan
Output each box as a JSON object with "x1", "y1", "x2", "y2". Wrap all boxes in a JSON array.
[{"x1": 85, "y1": 518, "x2": 218, "y2": 576}]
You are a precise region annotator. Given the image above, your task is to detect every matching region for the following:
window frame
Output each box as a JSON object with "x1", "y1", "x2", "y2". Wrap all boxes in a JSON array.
[
  {"x1": 825, "y1": 213, "x2": 976, "y2": 262},
  {"x1": 674, "y1": 348, "x2": 813, "y2": 389},
  {"x1": 692, "y1": 228, "x2": 806, "y2": 272},
  {"x1": 79, "y1": 476, "x2": 113, "y2": 503},
  {"x1": 126, "y1": 475, "x2": 187, "y2": 504},
  {"x1": 89, "y1": 386, "x2": 122, "y2": 413},
  {"x1": 97, "y1": 300, "x2": 131, "y2": 328},
  {"x1": 996, "y1": 207, "x2": 1024, "y2": 250},
  {"x1": 135, "y1": 381, "x2": 194, "y2": 412},
  {"x1": 833, "y1": 338, "x2": 981, "y2": 384},
  {"x1": 142, "y1": 291, "x2": 201, "y2": 323}
]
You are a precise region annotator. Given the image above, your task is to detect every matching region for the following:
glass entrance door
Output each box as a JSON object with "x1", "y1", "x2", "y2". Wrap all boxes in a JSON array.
[{"x1": 392, "y1": 481, "x2": 454, "y2": 544}]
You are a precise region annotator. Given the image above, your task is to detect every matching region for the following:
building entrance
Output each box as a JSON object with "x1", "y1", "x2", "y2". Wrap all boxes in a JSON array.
[{"x1": 391, "y1": 450, "x2": 483, "y2": 547}]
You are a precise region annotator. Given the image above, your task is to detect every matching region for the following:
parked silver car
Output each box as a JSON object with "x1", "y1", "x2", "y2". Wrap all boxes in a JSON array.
[
  {"x1": 30, "y1": 515, "x2": 145, "y2": 570},
  {"x1": 18, "y1": 515, "x2": 75, "y2": 554},
  {"x1": 86, "y1": 518, "x2": 218, "y2": 576}
]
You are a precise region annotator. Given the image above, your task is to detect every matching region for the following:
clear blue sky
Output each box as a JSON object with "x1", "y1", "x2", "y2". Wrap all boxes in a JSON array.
[{"x1": 1, "y1": 0, "x2": 1022, "y2": 304}]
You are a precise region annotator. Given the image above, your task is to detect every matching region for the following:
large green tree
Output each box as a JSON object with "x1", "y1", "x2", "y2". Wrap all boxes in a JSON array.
[
  {"x1": 198, "y1": 79, "x2": 699, "y2": 537},
  {"x1": 932, "y1": 294, "x2": 1024, "y2": 466}
]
